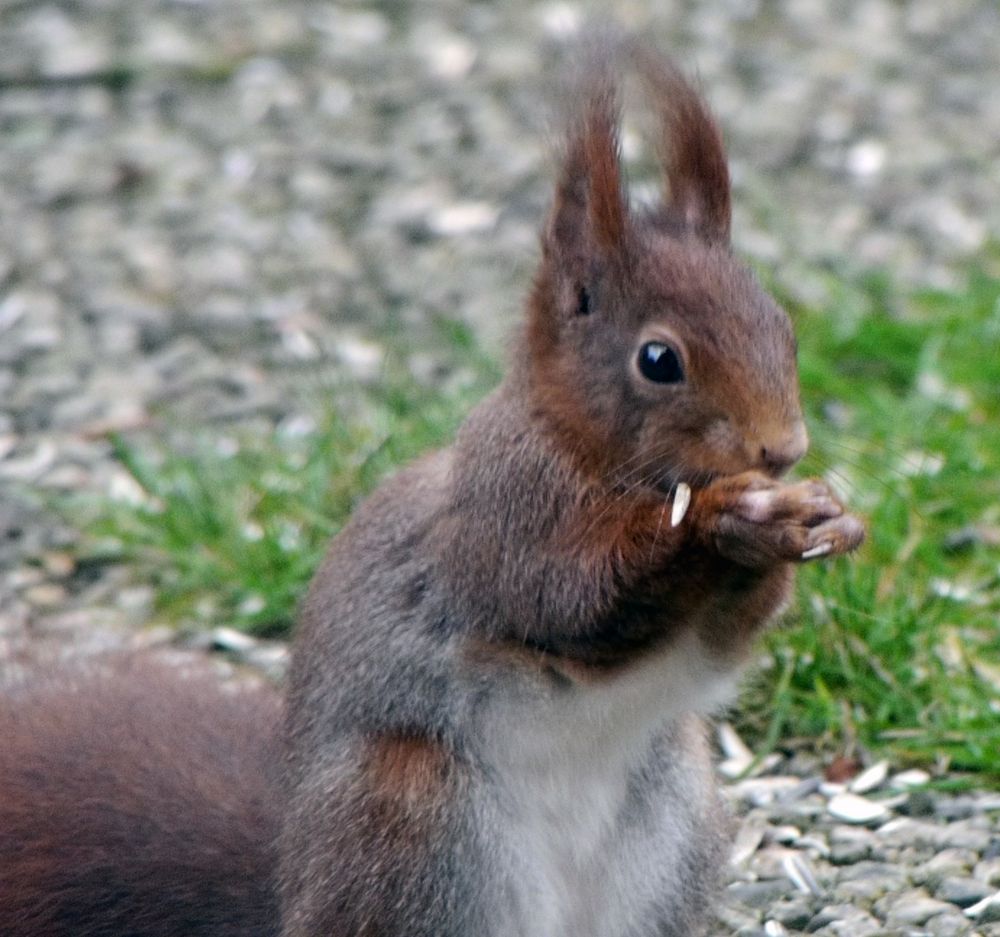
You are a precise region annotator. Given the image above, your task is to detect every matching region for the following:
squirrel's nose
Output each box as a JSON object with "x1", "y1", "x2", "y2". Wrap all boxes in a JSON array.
[{"x1": 759, "y1": 422, "x2": 808, "y2": 476}]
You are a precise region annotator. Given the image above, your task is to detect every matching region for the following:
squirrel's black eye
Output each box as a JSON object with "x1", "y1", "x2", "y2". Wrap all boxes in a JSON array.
[
  {"x1": 576, "y1": 286, "x2": 591, "y2": 316},
  {"x1": 638, "y1": 342, "x2": 684, "y2": 384}
]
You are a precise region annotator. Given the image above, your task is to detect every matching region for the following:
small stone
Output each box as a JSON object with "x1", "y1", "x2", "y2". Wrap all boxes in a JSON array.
[
  {"x1": 131, "y1": 625, "x2": 175, "y2": 649},
  {"x1": 806, "y1": 904, "x2": 882, "y2": 936},
  {"x1": 811, "y1": 923, "x2": 882, "y2": 937},
  {"x1": 726, "y1": 879, "x2": 792, "y2": 910},
  {"x1": 924, "y1": 910, "x2": 974, "y2": 936},
  {"x1": 780, "y1": 777, "x2": 825, "y2": 803},
  {"x1": 846, "y1": 139, "x2": 887, "y2": 178},
  {"x1": 34, "y1": 9, "x2": 112, "y2": 77},
  {"x1": 878, "y1": 817, "x2": 944, "y2": 848},
  {"x1": 720, "y1": 751, "x2": 784, "y2": 780},
  {"x1": 769, "y1": 897, "x2": 815, "y2": 930},
  {"x1": 884, "y1": 894, "x2": 957, "y2": 926},
  {"x1": 749, "y1": 845, "x2": 793, "y2": 879},
  {"x1": 965, "y1": 891, "x2": 1000, "y2": 923},
  {"x1": 117, "y1": 587, "x2": 155, "y2": 615},
  {"x1": 40, "y1": 551, "x2": 75, "y2": 577},
  {"x1": 767, "y1": 825, "x2": 803, "y2": 845},
  {"x1": 423, "y1": 36, "x2": 477, "y2": 80},
  {"x1": 0, "y1": 441, "x2": 57, "y2": 481},
  {"x1": 719, "y1": 721, "x2": 755, "y2": 762},
  {"x1": 427, "y1": 201, "x2": 499, "y2": 237},
  {"x1": 335, "y1": 336, "x2": 383, "y2": 379},
  {"x1": 890, "y1": 769, "x2": 931, "y2": 789},
  {"x1": 717, "y1": 722, "x2": 759, "y2": 777},
  {"x1": 832, "y1": 877, "x2": 895, "y2": 906},
  {"x1": 935, "y1": 876, "x2": 995, "y2": 908},
  {"x1": 794, "y1": 835, "x2": 831, "y2": 858},
  {"x1": 210, "y1": 627, "x2": 258, "y2": 654},
  {"x1": 244, "y1": 644, "x2": 289, "y2": 678},
  {"x1": 900, "y1": 789, "x2": 938, "y2": 817},
  {"x1": 732, "y1": 776, "x2": 807, "y2": 807},
  {"x1": 731, "y1": 821, "x2": 767, "y2": 867},
  {"x1": 830, "y1": 827, "x2": 876, "y2": 865},
  {"x1": 936, "y1": 797, "x2": 980, "y2": 821},
  {"x1": 923, "y1": 849, "x2": 979, "y2": 883},
  {"x1": 808, "y1": 905, "x2": 869, "y2": 929},
  {"x1": 538, "y1": 1, "x2": 583, "y2": 39},
  {"x1": 833, "y1": 860, "x2": 911, "y2": 905},
  {"x1": 7, "y1": 567, "x2": 45, "y2": 590},
  {"x1": 782, "y1": 852, "x2": 823, "y2": 897},
  {"x1": 715, "y1": 898, "x2": 762, "y2": 933},
  {"x1": 23, "y1": 583, "x2": 67, "y2": 607},
  {"x1": 941, "y1": 823, "x2": 992, "y2": 853},
  {"x1": 838, "y1": 860, "x2": 911, "y2": 887},
  {"x1": 828, "y1": 792, "x2": 890, "y2": 825},
  {"x1": 828, "y1": 841, "x2": 870, "y2": 866},
  {"x1": 849, "y1": 761, "x2": 889, "y2": 794},
  {"x1": 280, "y1": 329, "x2": 320, "y2": 361},
  {"x1": 974, "y1": 858, "x2": 1000, "y2": 887}
]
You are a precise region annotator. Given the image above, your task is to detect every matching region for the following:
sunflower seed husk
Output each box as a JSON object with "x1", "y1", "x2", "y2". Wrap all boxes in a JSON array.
[{"x1": 671, "y1": 482, "x2": 692, "y2": 527}]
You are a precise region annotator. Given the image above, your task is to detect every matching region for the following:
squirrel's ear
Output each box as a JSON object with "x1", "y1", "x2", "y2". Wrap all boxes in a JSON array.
[
  {"x1": 543, "y1": 79, "x2": 630, "y2": 272},
  {"x1": 637, "y1": 49, "x2": 731, "y2": 242}
]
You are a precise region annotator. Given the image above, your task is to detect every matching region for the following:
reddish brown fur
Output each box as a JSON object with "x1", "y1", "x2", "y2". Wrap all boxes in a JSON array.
[
  {"x1": 278, "y1": 733, "x2": 472, "y2": 937},
  {"x1": 444, "y1": 46, "x2": 861, "y2": 686},
  {"x1": 0, "y1": 657, "x2": 282, "y2": 937},
  {"x1": 282, "y1": 42, "x2": 857, "y2": 937},
  {"x1": 463, "y1": 632, "x2": 629, "y2": 685},
  {"x1": 364, "y1": 732, "x2": 458, "y2": 809},
  {"x1": 635, "y1": 45, "x2": 731, "y2": 239},
  {"x1": 549, "y1": 484, "x2": 795, "y2": 668},
  {"x1": 525, "y1": 52, "x2": 762, "y2": 486},
  {"x1": 581, "y1": 85, "x2": 629, "y2": 255},
  {"x1": 0, "y1": 42, "x2": 865, "y2": 937}
]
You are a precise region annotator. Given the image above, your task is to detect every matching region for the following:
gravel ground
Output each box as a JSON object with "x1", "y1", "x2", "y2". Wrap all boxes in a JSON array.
[
  {"x1": 711, "y1": 731, "x2": 1000, "y2": 937},
  {"x1": 1, "y1": 1, "x2": 999, "y2": 932},
  {"x1": 2, "y1": 0, "x2": 999, "y2": 649}
]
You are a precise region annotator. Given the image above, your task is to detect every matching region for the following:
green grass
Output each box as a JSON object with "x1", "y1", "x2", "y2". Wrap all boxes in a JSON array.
[
  {"x1": 67, "y1": 259, "x2": 1000, "y2": 775},
  {"x1": 747, "y1": 258, "x2": 1000, "y2": 775},
  {"x1": 72, "y1": 321, "x2": 499, "y2": 636}
]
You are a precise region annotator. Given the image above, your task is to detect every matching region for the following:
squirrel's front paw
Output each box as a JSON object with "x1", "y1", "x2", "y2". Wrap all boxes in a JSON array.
[{"x1": 694, "y1": 472, "x2": 865, "y2": 569}]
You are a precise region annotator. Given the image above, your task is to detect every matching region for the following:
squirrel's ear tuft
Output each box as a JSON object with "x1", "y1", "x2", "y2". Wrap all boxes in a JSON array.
[
  {"x1": 636, "y1": 48, "x2": 731, "y2": 242},
  {"x1": 544, "y1": 69, "x2": 629, "y2": 270}
]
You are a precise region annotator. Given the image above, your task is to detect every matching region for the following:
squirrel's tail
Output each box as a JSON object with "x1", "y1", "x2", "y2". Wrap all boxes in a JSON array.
[{"x1": 0, "y1": 655, "x2": 282, "y2": 937}]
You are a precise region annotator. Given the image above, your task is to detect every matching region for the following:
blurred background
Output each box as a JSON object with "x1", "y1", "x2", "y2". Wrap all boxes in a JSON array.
[
  {"x1": 1, "y1": 0, "x2": 1000, "y2": 774},
  {"x1": 4, "y1": 5, "x2": 1000, "y2": 932}
]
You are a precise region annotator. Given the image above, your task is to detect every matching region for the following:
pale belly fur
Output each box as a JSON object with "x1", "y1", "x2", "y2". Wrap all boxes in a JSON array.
[{"x1": 484, "y1": 630, "x2": 741, "y2": 937}]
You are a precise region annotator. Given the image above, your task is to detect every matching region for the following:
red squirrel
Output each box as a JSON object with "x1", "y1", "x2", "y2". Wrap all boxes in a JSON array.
[{"x1": 0, "y1": 44, "x2": 864, "y2": 937}]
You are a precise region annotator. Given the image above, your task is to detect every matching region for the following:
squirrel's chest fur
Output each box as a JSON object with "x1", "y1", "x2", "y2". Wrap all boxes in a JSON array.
[{"x1": 480, "y1": 631, "x2": 738, "y2": 936}]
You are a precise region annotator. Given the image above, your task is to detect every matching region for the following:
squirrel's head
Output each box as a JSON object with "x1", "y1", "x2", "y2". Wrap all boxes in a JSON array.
[{"x1": 523, "y1": 48, "x2": 806, "y2": 493}]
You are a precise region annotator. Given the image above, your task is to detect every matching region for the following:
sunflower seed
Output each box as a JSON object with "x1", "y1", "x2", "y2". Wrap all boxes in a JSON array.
[
  {"x1": 782, "y1": 852, "x2": 823, "y2": 896},
  {"x1": 827, "y1": 792, "x2": 890, "y2": 825},
  {"x1": 849, "y1": 760, "x2": 889, "y2": 794},
  {"x1": 671, "y1": 482, "x2": 691, "y2": 526},
  {"x1": 801, "y1": 542, "x2": 833, "y2": 559},
  {"x1": 964, "y1": 890, "x2": 1000, "y2": 919}
]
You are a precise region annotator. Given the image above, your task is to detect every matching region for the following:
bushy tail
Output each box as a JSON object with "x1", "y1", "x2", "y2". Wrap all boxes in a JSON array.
[{"x1": 0, "y1": 656, "x2": 282, "y2": 937}]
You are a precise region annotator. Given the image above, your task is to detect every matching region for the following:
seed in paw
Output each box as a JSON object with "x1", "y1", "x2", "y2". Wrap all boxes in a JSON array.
[
  {"x1": 671, "y1": 482, "x2": 691, "y2": 527},
  {"x1": 801, "y1": 542, "x2": 832, "y2": 559}
]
